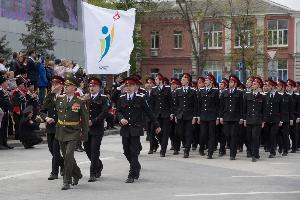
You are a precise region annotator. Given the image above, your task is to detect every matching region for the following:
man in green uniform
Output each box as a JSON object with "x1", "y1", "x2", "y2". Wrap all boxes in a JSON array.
[{"x1": 44, "y1": 73, "x2": 89, "y2": 190}]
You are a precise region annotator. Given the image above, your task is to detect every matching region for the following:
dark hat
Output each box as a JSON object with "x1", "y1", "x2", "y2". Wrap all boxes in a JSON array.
[
  {"x1": 229, "y1": 75, "x2": 240, "y2": 84},
  {"x1": 16, "y1": 76, "x2": 26, "y2": 86},
  {"x1": 146, "y1": 77, "x2": 155, "y2": 84},
  {"x1": 122, "y1": 77, "x2": 139, "y2": 85},
  {"x1": 277, "y1": 80, "x2": 286, "y2": 87},
  {"x1": 0, "y1": 76, "x2": 7, "y2": 85},
  {"x1": 287, "y1": 79, "x2": 296, "y2": 87},
  {"x1": 182, "y1": 73, "x2": 192, "y2": 82},
  {"x1": 156, "y1": 73, "x2": 164, "y2": 81},
  {"x1": 88, "y1": 77, "x2": 102, "y2": 86},
  {"x1": 64, "y1": 73, "x2": 79, "y2": 87},
  {"x1": 253, "y1": 77, "x2": 263, "y2": 88},
  {"x1": 51, "y1": 75, "x2": 65, "y2": 84},
  {"x1": 23, "y1": 105, "x2": 33, "y2": 114},
  {"x1": 197, "y1": 77, "x2": 205, "y2": 83},
  {"x1": 220, "y1": 78, "x2": 229, "y2": 86},
  {"x1": 170, "y1": 78, "x2": 181, "y2": 86}
]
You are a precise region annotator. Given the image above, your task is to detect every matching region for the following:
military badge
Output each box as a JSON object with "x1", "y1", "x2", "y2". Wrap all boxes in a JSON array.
[{"x1": 72, "y1": 102, "x2": 81, "y2": 112}]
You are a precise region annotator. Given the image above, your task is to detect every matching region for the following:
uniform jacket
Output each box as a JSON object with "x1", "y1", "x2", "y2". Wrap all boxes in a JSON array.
[
  {"x1": 198, "y1": 87, "x2": 219, "y2": 121},
  {"x1": 243, "y1": 92, "x2": 266, "y2": 125},
  {"x1": 263, "y1": 92, "x2": 281, "y2": 123},
  {"x1": 219, "y1": 88, "x2": 243, "y2": 122},
  {"x1": 149, "y1": 85, "x2": 173, "y2": 118},
  {"x1": 174, "y1": 87, "x2": 198, "y2": 121},
  {"x1": 279, "y1": 92, "x2": 293, "y2": 122},
  {"x1": 116, "y1": 92, "x2": 159, "y2": 137}
]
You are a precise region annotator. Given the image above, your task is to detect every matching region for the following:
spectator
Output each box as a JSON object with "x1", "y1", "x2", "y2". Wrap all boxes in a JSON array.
[
  {"x1": 6, "y1": 71, "x2": 16, "y2": 92},
  {"x1": 37, "y1": 57, "x2": 48, "y2": 105},
  {"x1": 0, "y1": 58, "x2": 7, "y2": 73},
  {"x1": 45, "y1": 60, "x2": 55, "y2": 89},
  {"x1": 53, "y1": 58, "x2": 65, "y2": 77},
  {"x1": 9, "y1": 52, "x2": 22, "y2": 76},
  {"x1": 26, "y1": 50, "x2": 39, "y2": 89}
]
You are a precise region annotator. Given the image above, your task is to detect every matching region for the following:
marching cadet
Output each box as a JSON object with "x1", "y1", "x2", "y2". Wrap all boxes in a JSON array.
[
  {"x1": 217, "y1": 78, "x2": 228, "y2": 156},
  {"x1": 170, "y1": 78, "x2": 181, "y2": 151},
  {"x1": 84, "y1": 77, "x2": 109, "y2": 182},
  {"x1": 243, "y1": 77, "x2": 266, "y2": 162},
  {"x1": 11, "y1": 76, "x2": 27, "y2": 140},
  {"x1": 261, "y1": 80, "x2": 272, "y2": 152},
  {"x1": 46, "y1": 73, "x2": 89, "y2": 190},
  {"x1": 116, "y1": 77, "x2": 161, "y2": 183},
  {"x1": 145, "y1": 77, "x2": 159, "y2": 154},
  {"x1": 198, "y1": 74, "x2": 219, "y2": 159},
  {"x1": 286, "y1": 79, "x2": 297, "y2": 153},
  {"x1": 277, "y1": 80, "x2": 292, "y2": 156},
  {"x1": 0, "y1": 76, "x2": 13, "y2": 149},
  {"x1": 219, "y1": 75, "x2": 243, "y2": 160},
  {"x1": 263, "y1": 79, "x2": 281, "y2": 158},
  {"x1": 149, "y1": 73, "x2": 173, "y2": 157},
  {"x1": 173, "y1": 73, "x2": 198, "y2": 158},
  {"x1": 40, "y1": 76, "x2": 65, "y2": 180}
]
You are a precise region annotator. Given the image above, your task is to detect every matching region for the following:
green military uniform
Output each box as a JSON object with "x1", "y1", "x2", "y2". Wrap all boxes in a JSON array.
[{"x1": 44, "y1": 75, "x2": 89, "y2": 189}]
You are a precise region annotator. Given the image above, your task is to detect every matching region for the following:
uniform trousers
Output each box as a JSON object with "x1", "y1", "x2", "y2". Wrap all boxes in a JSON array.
[
  {"x1": 200, "y1": 120, "x2": 216, "y2": 155},
  {"x1": 265, "y1": 122, "x2": 279, "y2": 155},
  {"x1": 174, "y1": 119, "x2": 192, "y2": 151},
  {"x1": 156, "y1": 117, "x2": 170, "y2": 154},
  {"x1": 279, "y1": 122, "x2": 290, "y2": 153},
  {"x1": 47, "y1": 133, "x2": 63, "y2": 175},
  {"x1": 246, "y1": 124, "x2": 261, "y2": 158},
  {"x1": 83, "y1": 135, "x2": 103, "y2": 176},
  {"x1": 223, "y1": 121, "x2": 239, "y2": 157},
  {"x1": 122, "y1": 135, "x2": 141, "y2": 177}
]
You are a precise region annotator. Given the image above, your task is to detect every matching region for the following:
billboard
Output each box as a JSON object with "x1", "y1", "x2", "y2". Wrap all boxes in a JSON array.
[{"x1": 0, "y1": 0, "x2": 78, "y2": 29}]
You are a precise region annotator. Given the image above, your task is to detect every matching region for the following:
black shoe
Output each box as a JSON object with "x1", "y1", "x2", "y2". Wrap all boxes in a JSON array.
[
  {"x1": 290, "y1": 150, "x2": 297, "y2": 153},
  {"x1": 148, "y1": 150, "x2": 153, "y2": 154},
  {"x1": 252, "y1": 157, "x2": 257, "y2": 162},
  {"x1": 247, "y1": 152, "x2": 251, "y2": 158},
  {"x1": 61, "y1": 183, "x2": 70, "y2": 190},
  {"x1": 199, "y1": 150, "x2": 205, "y2": 156},
  {"x1": 125, "y1": 177, "x2": 134, "y2": 183},
  {"x1": 173, "y1": 150, "x2": 179, "y2": 155},
  {"x1": 219, "y1": 152, "x2": 226, "y2": 157},
  {"x1": 88, "y1": 176, "x2": 97, "y2": 182},
  {"x1": 282, "y1": 152, "x2": 288, "y2": 156},
  {"x1": 72, "y1": 174, "x2": 83, "y2": 186},
  {"x1": 183, "y1": 151, "x2": 189, "y2": 158},
  {"x1": 268, "y1": 154, "x2": 275, "y2": 158},
  {"x1": 133, "y1": 169, "x2": 140, "y2": 180},
  {"x1": 48, "y1": 173, "x2": 58, "y2": 180},
  {"x1": 95, "y1": 168, "x2": 102, "y2": 178},
  {"x1": 160, "y1": 152, "x2": 165, "y2": 157},
  {"x1": 230, "y1": 157, "x2": 235, "y2": 160},
  {"x1": 207, "y1": 155, "x2": 212, "y2": 159}
]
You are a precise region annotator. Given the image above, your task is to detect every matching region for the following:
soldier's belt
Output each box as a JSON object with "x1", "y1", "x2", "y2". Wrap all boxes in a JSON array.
[{"x1": 58, "y1": 120, "x2": 80, "y2": 126}]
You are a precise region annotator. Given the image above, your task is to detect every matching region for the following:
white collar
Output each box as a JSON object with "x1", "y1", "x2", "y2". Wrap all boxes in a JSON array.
[{"x1": 91, "y1": 93, "x2": 99, "y2": 99}]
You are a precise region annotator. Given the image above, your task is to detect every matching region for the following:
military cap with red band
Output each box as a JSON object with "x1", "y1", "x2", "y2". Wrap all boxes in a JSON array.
[
  {"x1": 220, "y1": 78, "x2": 229, "y2": 86},
  {"x1": 253, "y1": 77, "x2": 263, "y2": 87},
  {"x1": 171, "y1": 78, "x2": 181, "y2": 85},
  {"x1": 267, "y1": 79, "x2": 277, "y2": 87},
  {"x1": 206, "y1": 74, "x2": 216, "y2": 84},
  {"x1": 277, "y1": 80, "x2": 286, "y2": 87},
  {"x1": 88, "y1": 77, "x2": 102, "y2": 86},
  {"x1": 287, "y1": 79, "x2": 296, "y2": 87},
  {"x1": 123, "y1": 77, "x2": 140, "y2": 85},
  {"x1": 51, "y1": 76, "x2": 65, "y2": 84},
  {"x1": 229, "y1": 75, "x2": 240, "y2": 84},
  {"x1": 156, "y1": 73, "x2": 164, "y2": 81}
]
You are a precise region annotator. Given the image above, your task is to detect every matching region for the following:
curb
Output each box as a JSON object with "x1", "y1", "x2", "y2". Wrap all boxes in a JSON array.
[{"x1": 7, "y1": 127, "x2": 120, "y2": 148}]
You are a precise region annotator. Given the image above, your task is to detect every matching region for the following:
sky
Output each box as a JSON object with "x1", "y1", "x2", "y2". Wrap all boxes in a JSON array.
[{"x1": 269, "y1": 0, "x2": 300, "y2": 11}]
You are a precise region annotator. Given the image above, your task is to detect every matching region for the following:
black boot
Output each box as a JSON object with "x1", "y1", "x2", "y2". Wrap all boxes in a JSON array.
[{"x1": 183, "y1": 148, "x2": 190, "y2": 158}]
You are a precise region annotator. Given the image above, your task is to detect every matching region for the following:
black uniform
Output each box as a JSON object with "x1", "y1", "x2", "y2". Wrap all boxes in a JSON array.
[
  {"x1": 116, "y1": 92, "x2": 159, "y2": 180},
  {"x1": 84, "y1": 93, "x2": 109, "y2": 179},
  {"x1": 219, "y1": 88, "x2": 243, "y2": 159},
  {"x1": 174, "y1": 87, "x2": 198, "y2": 157},
  {"x1": 263, "y1": 92, "x2": 281, "y2": 156},
  {"x1": 216, "y1": 89, "x2": 226, "y2": 155},
  {"x1": 40, "y1": 93, "x2": 64, "y2": 177},
  {"x1": 0, "y1": 88, "x2": 13, "y2": 149},
  {"x1": 198, "y1": 87, "x2": 219, "y2": 157},
  {"x1": 149, "y1": 85, "x2": 173, "y2": 156},
  {"x1": 244, "y1": 91, "x2": 266, "y2": 160},
  {"x1": 290, "y1": 93, "x2": 299, "y2": 152}
]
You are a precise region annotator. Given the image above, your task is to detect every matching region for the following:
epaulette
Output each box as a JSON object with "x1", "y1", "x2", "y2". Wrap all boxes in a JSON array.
[
  {"x1": 152, "y1": 86, "x2": 157, "y2": 89},
  {"x1": 101, "y1": 94, "x2": 107, "y2": 97},
  {"x1": 278, "y1": 92, "x2": 284, "y2": 95},
  {"x1": 58, "y1": 94, "x2": 66, "y2": 97},
  {"x1": 191, "y1": 88, "x2": 196, "y2": 91},
  {"x1": 140, "y1": 87, "x2": 146, "y2": 91},
  {"x1": 136, "y1": 93, "x2": 145, "y2": 97},
  {"x1": 176, "y1": 87, "x2": 182, "y2": 91},
  {"x1": 294, "y1": 93, "x2": 299, "y2": 96},
  {"x1": 261, "y1": 92, "x2": 266, "y2": 95},
  {"x1": 212, "y1": 88, "x2": 218, "y2": 90},
  {"x1": 120, "y1": 94, "x2": 126, "y2": 97},
  {"x1": 246, "y1": 91, "x2": 251, "y2": 93},
  {"x1": 165, "y1": 85, "x2": 170, "y2": 87}
]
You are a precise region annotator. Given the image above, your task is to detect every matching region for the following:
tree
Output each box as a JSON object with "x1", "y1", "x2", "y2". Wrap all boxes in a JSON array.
[
  {"x1": 20, "y1": 0, "x2": 56, "y2": 57},
  {"x1": 0, "y1": 35, "x2": 12, "y2": 61}
]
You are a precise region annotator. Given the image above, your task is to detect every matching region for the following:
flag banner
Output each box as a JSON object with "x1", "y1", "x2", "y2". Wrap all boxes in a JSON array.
[{"x1": 82, "y1": 2, "x2": 136, "y2": 74}]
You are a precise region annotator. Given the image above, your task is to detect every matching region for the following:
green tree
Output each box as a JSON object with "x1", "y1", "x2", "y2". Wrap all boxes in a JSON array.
[
  {"x1": 0, "y1": 35, "x2": 12, "y2": 61},
  {"x1": 20, "y1": 0, "x2": 56, "y2": 57}
]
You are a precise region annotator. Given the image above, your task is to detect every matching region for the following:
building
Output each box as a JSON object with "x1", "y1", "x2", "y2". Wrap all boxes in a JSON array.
[
  {"x1": 0, "y1": 0, "x2": 84, "y2": 65},
  {"x1": 140, "y1": 0, "x2": 300, "y2": 82}
]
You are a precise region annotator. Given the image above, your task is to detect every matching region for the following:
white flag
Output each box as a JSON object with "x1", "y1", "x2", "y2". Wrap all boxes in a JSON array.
[{"x1": 82, "y1": 2, "x2": 136, "y2": 74}]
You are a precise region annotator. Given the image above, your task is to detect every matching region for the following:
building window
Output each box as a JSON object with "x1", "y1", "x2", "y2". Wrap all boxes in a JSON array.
[
  {"x1": 235, "y1": 70, "x2": 250, "y2": 80},
  {"x1": 268, "y1": 20, "x2": 288, "y2": 47},
  {"x1": 203, "y1": 23, "x2": 223, "y2": 49},
  {"x1": 173, "y1": 68, "x2": 183, "y2": 79},
  {"x1": 150, "y1": 68, "x2": 159, "y2": 78},
  {"x1": 203, "y1": 61, "x2": 222, "y2": 82},
  {"x1": 151, "y1": 31, "x2": 160, "y2": 49},
  {"x1": 174, "y1": 31, "x2": 183, "y2": 49},
  {"x1": 277, "y1": 60, "x2": 288, "y2": 81},
  {"x1": 234, "y1": 30, "x2": 253, "y2": 48}
]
